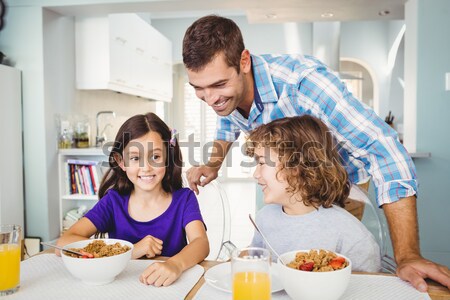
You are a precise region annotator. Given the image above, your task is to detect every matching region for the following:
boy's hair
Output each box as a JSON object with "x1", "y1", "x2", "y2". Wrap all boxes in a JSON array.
[
  {"x1": 182, "y1": 15, "x2": 245, "y2": 73},
  {"x1": 98, "y1": 112, "x2": 183, "y2": 198},
  {"x1": 246, "y1": 115, "x2": 350, "y2": 208}
]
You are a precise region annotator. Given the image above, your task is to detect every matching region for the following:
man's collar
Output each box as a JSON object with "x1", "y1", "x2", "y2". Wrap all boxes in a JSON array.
[{"x1": 251, "y1": 54, "x2": 278, "y2": 103}]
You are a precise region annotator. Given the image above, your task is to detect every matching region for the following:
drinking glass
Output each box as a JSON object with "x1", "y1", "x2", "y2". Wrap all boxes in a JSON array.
[
  {"x1": 231, "y1": 247, "x2": 271, "y2": 300},
  {"x1": 0, "y1": 225, "x2": 22, "y2": 296}
]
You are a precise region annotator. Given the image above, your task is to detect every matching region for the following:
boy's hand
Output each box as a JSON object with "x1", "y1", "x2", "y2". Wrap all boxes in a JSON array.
[
  {"x1": 132, "y1": 235, "x2": 163, "y2": 259},
  {"x1": 139, "y1": 261, "x2": 182, "y2": 287}
]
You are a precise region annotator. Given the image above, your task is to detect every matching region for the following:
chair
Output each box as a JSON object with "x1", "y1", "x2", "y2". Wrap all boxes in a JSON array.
[
  {"x1": 182, "y1": 174, "x2": 232, "y2": 261},
  {"x1": 348, "y1": 185, "x2": 397, "y2": 274}
]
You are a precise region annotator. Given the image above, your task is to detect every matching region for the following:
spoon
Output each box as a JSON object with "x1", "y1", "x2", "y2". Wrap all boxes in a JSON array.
[
  {"x1": 41, "y1": 242, "x2": 94, "y2": 258},
  {"x1": 248, "y1": 214, "x2": 286, "y2": 265}
]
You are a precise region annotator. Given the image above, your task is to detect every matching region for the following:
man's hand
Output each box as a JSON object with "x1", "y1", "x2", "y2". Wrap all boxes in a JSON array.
[
  {"x1": 186, "y1": 165, "x2": 219, "y2": 194},
  {"x1": 396, "y1": 256, "x2": 450, "y2": 292},
  {"x1": 383, "y1": 196, "x2": 450, "y2": 291},
  {"x1": 132, "y1": 235, "x2": 163, "y2": 259}
]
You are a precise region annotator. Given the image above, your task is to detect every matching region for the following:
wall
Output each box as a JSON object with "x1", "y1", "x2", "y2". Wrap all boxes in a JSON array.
[
  {"x1": 406, "y1": 0, "x2": 450, "y2": 267},
  {"x1": 0, "y1": 7, "x2": 158, "y2": 241},
  {"x1": 340, "y1": 21, "x2": 390, "y2": 118},
  {"x1": 152, "y1": 16, "x2": 288, "y2": 64},
  {"x1": 43, "y1": 9, "x2": 77, "y2": 240},
  {"x1": 154, "y1": 17, "x2": 402, "y2": 121},
  {"x1": 0, "y1": 6, "x2": 50, "y2": 239}
]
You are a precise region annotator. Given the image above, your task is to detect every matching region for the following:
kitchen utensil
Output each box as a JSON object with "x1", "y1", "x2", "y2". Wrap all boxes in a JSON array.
[
  {"x1": 248, "y1": 214, "x2": 286, "y2": 265},
  {"x1": 40, "y1": 242, "x2": 93, "y2": 258}
]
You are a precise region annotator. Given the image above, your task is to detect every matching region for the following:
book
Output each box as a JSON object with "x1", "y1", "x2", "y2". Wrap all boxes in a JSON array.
[{"x1": 66, "y1": 159, "x2": 99, "y2": 166}]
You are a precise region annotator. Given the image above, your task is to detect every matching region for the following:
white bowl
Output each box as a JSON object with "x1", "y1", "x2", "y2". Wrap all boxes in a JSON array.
[
  {"x1": 275, "y1": 249, "x2": 351, "y2": 300},
  {"x1": 61, "y1": 238, "x2": 133, "y2": 285}
]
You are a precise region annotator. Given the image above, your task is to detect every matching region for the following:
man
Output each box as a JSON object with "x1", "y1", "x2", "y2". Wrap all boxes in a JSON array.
[{"x1": 182, "y1": 15, "x2": 450, "y2": 291}]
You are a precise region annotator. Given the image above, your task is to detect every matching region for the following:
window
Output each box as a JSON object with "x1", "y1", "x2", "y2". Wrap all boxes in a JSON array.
[
  {"x1": 180, "y1": 83, "x2": 254, "y2": 179},
  {"x1": 182, "y1": 82, "x2": 217, "y2": 167}
]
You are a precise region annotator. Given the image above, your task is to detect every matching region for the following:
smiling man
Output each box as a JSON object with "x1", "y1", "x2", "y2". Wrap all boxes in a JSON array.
[{"x1": 182, "y1": 15, "x2": 450, "y2": 292}]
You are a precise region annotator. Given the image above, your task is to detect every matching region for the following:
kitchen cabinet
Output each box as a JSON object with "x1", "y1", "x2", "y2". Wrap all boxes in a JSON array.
[
  {"x1": 0, "y1": 65, "x2": 24, "y2": 229},
  {"x1": 76, "y1": 14, "x2": 172, "y2": 102},
  {"x1": 58, "y1": 148, "x2": 108, "y2": 233}
]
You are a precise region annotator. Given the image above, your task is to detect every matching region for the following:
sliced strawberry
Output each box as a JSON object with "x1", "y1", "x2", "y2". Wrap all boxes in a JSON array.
[
  {"x1": 298, "y1": 262, "x2": 315, "y2": 271},
  {"x1": 79, "y1": 250, "x2": 94, "y2": 258},
  {"x1": 329, "y1": 257, "x2": 346, "y2": 269}
]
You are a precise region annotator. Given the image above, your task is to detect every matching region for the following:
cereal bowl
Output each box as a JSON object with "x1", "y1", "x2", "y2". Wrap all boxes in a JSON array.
[
  {"x1": 61, "y1": 238, "x2": 133, "y2": 285},
  {"x1": 274, "y1": 249, "x2": 351, "y2": 300}
]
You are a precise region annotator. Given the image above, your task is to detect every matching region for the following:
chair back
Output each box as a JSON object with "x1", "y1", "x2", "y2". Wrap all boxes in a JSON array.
[
  {"x1": 348, "y1": 185, "x2": 396, "y2": 273},
  {"x1": 182, "y1": 174, "x2": 231, "y2": 261}
]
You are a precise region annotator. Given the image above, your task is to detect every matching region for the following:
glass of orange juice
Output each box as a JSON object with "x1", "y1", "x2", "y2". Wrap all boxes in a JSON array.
[
  {"x1": 231, "y1": 247, "x2": 271, "y2": 300},
  {"x1": 0, "y1": 224, "x2": 22, "y2": 296}
]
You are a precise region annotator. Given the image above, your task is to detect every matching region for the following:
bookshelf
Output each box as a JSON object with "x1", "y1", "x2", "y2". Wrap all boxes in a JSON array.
[{"x1": 58, "y1": 148, "x2": 109, "y2": 232}]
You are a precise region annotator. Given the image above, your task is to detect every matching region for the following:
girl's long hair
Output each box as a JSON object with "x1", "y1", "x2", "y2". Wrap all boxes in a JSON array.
[
  {"x1": 246, "y1": 115, "x2": 350, "y2": 208},
  {"x1": 98, "y1": 112, "x2": 183, "y2": 198}
]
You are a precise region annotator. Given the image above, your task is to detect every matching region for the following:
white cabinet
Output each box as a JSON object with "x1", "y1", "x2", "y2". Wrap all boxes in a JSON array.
[
  {"x1": 58, "y1": 148, "x2": 108, "y2": 233},
  {"x1": 0, "y1": 65, "x2": 24, "y2": 229},
  {"x1": 76, "y1": 14, "x2": 173, "y2": 102}
]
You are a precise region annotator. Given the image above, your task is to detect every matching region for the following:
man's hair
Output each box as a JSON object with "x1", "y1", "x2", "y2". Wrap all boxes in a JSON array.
[
  {"x1": 182, "y1": 15, "x2": 245, "y2": 72},
  {"x1": 246, "y1": 115, "x2": 350, "y2": 208}
]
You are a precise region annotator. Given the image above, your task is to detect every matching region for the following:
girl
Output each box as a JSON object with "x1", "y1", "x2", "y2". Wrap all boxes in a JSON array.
[
  {"x1": 246, "y1": 115, "x2": 381, "y2": 272},
  {"x1": 57, "y1": 112, "x2": 209, "y2": 286}
]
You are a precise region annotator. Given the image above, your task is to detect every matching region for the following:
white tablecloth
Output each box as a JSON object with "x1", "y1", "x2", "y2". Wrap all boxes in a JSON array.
[
  {"x1": 6, "y1": 254, "x2": 204, "y2": 300},
  {"x1": 193, "y1": 274, "x2": 432, "y2": 300}
]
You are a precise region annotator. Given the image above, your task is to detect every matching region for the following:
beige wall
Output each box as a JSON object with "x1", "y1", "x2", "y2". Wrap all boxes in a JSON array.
[{"x1": 74, "y1": 90, "x2": 158, "y2": 146}]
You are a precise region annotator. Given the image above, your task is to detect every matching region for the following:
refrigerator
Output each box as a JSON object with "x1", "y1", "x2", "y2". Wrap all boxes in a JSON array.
[{"x1": 0, "y1": 64, "x2": 24, "y2": 229}]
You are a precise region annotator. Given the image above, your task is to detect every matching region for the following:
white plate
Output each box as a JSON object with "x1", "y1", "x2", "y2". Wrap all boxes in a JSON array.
[{"x1": 204, "y1": 262, "x2": 283, "y2": 293}]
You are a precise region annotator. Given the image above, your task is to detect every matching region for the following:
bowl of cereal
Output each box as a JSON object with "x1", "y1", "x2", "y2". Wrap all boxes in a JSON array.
[
  {"x1": 61, "y1": 239, "x2": 133, "y2": 285},
  {"x1": 275, "y1": 249, "x2": 351, "y2": 300}
]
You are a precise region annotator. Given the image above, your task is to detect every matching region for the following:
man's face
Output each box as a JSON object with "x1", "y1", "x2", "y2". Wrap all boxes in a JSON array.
[{"x1": 186, "y1": 52, "x2": 247, "y2": 116}]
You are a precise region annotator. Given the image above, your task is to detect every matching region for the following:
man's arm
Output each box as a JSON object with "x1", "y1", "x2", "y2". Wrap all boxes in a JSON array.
[
  {"x1": 383, "y1": 196, "x2": 420, "y2": 264},
  {"x1": 383, "y1": 196, "x2": 450, "y2": 291},
  {"x1": 186, "y1": 140, "x2": 232, "y2": 194}
]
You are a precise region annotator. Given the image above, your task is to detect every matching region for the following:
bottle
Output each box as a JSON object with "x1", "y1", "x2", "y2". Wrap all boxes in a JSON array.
[
  {"x1": 58, "y1": 129, "x2": 72, "y2": 149},
  {"x1": 74, "y1": 121, "x2": 90, "y2": 148}
]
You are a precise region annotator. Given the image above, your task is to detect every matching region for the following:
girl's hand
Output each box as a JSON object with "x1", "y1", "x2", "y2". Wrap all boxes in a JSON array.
[
  {"x1": 132, "y1": 235, "x2": 163, "y2": 259},
  {"x1": 139, "y1": 261, "x2": 182, "y2": 287}
]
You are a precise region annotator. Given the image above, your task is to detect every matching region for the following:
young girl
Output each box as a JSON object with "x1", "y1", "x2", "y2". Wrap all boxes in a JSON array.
[
  {"x1": 57, "y1": 112, "x2": 209, "y2": 286},
  {"x1": 246, "y1": 115, "x2": 381, "y2": 272}
]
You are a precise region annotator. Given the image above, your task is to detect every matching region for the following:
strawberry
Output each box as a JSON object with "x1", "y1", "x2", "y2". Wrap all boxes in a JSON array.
[
  {"x1": 298, "y1": 262, "x2": 315, "y2": 271},
  {"x1": 329, "y1": 257, "x2": 346, "y2": 269}
]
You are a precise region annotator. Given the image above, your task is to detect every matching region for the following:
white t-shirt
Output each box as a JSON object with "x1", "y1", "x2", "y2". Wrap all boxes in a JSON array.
[{"x1": 250, "y1": 204, "x2": 381, "y2": 272}]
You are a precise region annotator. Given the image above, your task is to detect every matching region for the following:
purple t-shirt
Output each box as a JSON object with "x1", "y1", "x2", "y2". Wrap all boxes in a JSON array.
[{"x1": 84, "y1": 188, "x2": 204, "y2": 257}]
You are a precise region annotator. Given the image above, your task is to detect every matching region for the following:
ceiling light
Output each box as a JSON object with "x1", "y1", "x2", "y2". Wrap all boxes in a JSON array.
[
  {"x1": 378, "y1": 10, "x2": 390, "y2": 16},
  {"x1": 265, "y1": 13, "x2": 277, "y2": 19},
  {"x1": 321, "y1": 12, "x2": 334, "y2": 18}
]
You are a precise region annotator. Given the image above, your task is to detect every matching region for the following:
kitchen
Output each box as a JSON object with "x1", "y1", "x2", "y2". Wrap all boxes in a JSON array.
[{"x1": 0, "y1": 0, "x2": 449, "y2": 286}]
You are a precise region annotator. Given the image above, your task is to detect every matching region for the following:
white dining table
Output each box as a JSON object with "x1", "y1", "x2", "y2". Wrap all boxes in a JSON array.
[
  {"x1": 7, "y1": 253, "x2": 204, "y2": 300},
  {"x1": 8, "y1": 251, "x2": 450, "y2": 300}
]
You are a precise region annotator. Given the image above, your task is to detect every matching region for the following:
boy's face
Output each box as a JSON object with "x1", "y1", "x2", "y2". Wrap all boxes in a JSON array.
[
  {"x1": 118, "y1": 131, "x2": 167, "y2": 195},
  {"x1": 186, "y1": 52, "x2": 249, "y2": 117},
  {"x1": 252, "y1": 146, "x2": 291, "y2": 205}
]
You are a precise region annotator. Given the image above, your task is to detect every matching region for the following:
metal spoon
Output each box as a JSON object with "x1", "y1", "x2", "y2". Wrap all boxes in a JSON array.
[
  {"x1": 248, "y1": 214, "x2": 286, "y2": 265},
  {"x1": 41, "y1": 242, "x2": 94, "y2": 258}
]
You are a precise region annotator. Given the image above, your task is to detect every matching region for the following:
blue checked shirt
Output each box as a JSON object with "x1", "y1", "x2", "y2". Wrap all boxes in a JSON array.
[{"x1": 215, "y1": 54, "x2": 417, "y2": 206}]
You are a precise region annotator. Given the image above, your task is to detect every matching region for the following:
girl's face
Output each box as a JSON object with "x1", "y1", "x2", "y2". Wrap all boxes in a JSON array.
[
  {"x1": 119, "y1": 131, "x2": 167, "y2": 194},
  {"x1": 253, "y1": 146, "x2": 291, "y2": 205}
]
